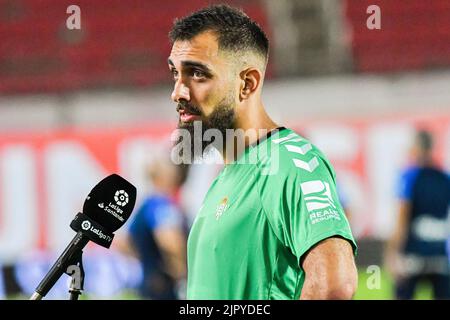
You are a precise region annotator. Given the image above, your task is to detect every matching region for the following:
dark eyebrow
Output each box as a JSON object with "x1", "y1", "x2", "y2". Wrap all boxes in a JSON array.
[
  {"x1": 182, "y1": 60, "x2": 212, "y2": 73},
  {"x1": 167, "y1": 58, "x2": 213, "y2": 74}
]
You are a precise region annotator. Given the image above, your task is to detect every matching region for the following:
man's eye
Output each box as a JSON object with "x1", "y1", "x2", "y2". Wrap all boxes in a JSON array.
[
  {"x1": 192, "y1": 70, "x2": 205, "y2": 79},
  {"x1": 171, "y1": 70, "x2": 179, "y2": 80}
]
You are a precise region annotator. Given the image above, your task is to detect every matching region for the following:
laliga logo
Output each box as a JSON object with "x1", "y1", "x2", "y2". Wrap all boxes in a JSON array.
[
  {"x1": 81, "y1": 220, "x2": 91, "y2": 231},
  {"x1": 114, "y1": 190, "x2": 129, "y2": 207}
]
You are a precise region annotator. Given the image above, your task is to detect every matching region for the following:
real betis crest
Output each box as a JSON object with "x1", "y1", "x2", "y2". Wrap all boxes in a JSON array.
[{"x1": 215, "y1": 197, "x2": 229, "y2": 220}]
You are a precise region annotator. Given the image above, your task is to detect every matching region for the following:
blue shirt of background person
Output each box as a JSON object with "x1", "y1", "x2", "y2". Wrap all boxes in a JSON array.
[
  {"x1": 128, "y1": 194, "x2": 185, "y2": 299},
  {"x1": 397, "y1": 166, "x2": 450, "y2": 256}
]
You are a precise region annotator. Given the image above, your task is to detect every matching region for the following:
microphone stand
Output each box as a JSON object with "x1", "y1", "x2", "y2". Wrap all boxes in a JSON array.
[
  {"x1": 30, "y1": 205, "x2": 128, "y2": 300},
  {"x1": 29, "y1": 232, "x2": 89, "y2": 300},
  {"x1": 67, "y1": 250, "x2": 85, "y2": 300},
  {"x1": 29, "y1": 238, "x2": 87, "y2": 301}
]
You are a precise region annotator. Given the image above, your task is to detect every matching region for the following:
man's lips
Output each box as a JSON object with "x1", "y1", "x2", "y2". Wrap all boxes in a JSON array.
[
  {"x1": 177, "y1": 104, "x2": 202, "y2": 122},
  {"x1": 179, "y1": 109, "x2": 201, "y2": 122}
]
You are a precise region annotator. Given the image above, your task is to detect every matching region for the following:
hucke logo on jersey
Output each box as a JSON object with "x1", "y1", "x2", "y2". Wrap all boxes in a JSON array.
[
  {"x1": 272, "y1": 133, "x2": 319, "y2": 173},
  {"x1": 215, "y1": 197, "x2": 229, "y2": 220},
  {"x1": 300, "y1": 180, "x2": 340, "y2": 224}
]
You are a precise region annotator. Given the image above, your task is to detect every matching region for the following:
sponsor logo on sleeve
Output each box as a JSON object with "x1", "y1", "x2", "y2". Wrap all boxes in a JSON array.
[{"x1": 300, "y1": 180, "x2": 341, "y2": 224}]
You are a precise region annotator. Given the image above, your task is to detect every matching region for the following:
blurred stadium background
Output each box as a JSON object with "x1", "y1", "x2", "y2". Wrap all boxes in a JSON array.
[{"x1": 0, "y1": 0, "x2": 449, "y2": 299}]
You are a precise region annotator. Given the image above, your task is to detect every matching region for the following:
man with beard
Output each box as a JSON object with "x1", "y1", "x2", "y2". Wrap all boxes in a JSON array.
[{"x1": 168, "y1": 5, "x2": 357, "y2": 300}]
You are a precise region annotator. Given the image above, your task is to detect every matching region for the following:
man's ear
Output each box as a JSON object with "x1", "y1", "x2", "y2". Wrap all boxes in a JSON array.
[{"x1": 239, "y1": 68, "x2": 262, "y2": 100}]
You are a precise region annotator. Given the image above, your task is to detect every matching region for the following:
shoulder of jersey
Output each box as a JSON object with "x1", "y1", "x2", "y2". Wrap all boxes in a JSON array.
[{"x1": 268, "y1": 130, "x2": 326, "y2": 174}]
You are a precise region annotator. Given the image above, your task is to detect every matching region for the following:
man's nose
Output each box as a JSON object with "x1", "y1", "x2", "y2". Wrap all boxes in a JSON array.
[{"x1": 171, "y1": 80, "x2": 190, "y2": 103}]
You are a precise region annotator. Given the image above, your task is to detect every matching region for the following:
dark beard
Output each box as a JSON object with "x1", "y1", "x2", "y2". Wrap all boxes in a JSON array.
[{"x1": 174, "y1": 100, "x2": 235, "y2": 163}]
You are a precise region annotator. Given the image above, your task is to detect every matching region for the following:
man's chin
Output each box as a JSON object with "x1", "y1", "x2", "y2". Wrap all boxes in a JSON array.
[{"x1": 178, "y1": 119, "x2": 202, "y2": 129}]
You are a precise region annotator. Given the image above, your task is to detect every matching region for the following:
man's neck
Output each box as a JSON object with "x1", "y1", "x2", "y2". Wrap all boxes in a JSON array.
[
  {"x1": 221, "y1": 103, "x2": 279, "y2": 164},
  {"x1": 417, "y1": 156, "x2": 433, "y2": 168}
]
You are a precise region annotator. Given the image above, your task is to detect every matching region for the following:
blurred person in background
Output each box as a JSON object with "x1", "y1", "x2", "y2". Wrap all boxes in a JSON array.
[
  {"x1": 385, "y1": 129, "x2": 450, "y2": 299},
  {"x1": 122, "y1": 157, "x2": 189, "y2": 299},
  {"x1": 337, "y1": 182, "x2": 353, "y2": 224}
]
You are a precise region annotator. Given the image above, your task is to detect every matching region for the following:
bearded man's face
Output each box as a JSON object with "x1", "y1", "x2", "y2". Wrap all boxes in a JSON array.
[{"x1": 168, "y1": 31, "x2": 239, "y2": 161}]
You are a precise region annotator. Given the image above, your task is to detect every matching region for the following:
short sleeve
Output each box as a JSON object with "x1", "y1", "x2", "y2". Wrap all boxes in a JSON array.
[
  {"x1": 397, "y1": 167, "x2": 420, "y2": 201},
  {"x1": 128, "y1": 198, "x2": 183, "y2": 234},
  {"x1": 258, "y1": 145, "x2": 357, "y2": 265},
  {"x1": 151, "y1": 202, "x2": 183, "y2": 230}
]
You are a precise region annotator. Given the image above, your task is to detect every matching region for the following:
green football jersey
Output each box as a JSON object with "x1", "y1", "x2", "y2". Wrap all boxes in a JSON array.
[{"x1": 187, "y1": 127, "x2": 357, "y2": 300}]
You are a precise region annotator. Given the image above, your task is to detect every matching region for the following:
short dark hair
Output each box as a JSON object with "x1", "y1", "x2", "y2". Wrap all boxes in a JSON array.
[{"x1": 169, "y1": 4, "x2": 269, "y2": 64}]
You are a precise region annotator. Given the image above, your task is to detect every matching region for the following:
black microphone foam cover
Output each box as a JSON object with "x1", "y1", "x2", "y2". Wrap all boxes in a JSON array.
[{"x1": 82, "y1": 174, "x2": 137, "y2": 232}]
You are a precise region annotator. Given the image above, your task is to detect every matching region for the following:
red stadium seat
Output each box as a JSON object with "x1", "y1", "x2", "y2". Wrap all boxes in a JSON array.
[
  {"x1": 0, "y1": 0, "x2": 271, "y2": 94},
  {"x1": 344, "y1": 0, "x2": 450, "y2": 73}
]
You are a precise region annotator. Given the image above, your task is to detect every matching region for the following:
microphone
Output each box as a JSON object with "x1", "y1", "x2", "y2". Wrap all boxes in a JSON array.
[{"x1": 30, "y1": 174, "x2": 137, "y2": 300}]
